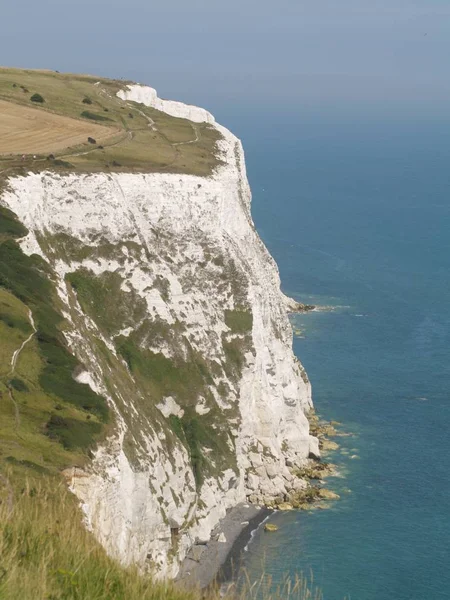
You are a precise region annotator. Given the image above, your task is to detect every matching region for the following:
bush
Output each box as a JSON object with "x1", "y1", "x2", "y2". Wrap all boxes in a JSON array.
[
  {"x1": 38, "y1": 337, "x2": 109, "y2": 421},
  {"x1": 224, "y1": 309, "x2": 253, "y2": 334},
  {"x1": 87, "y1": 137, "x2": 96, "y2": 144},
  {"x1": 82, "y1": 97, "x2": 92, "y2": 105},
  {"x1": 0, "y1": 206, "x2": 28, "y2": 239},
  {"x1": 8, "y1": 378, "x2": 29, "y2": 392},
  {"x1": 80, "y1": 111, "x2": 112, "y2": 122},
  {"x1": 30, "y1": 93, "x2": 45, "y2": 103},
  {"x1": 53, "y1": 159, "x2": 73, "y2": 168},
  {"x1": 46, "y1": 414, "x2": 102, "y2": 450},
  {"x1": 0, "y1": 239, "x2": 109, "y2": 424},
  {"x1": 4, "y1": 456, "x2": 48, "y2": 472},
  {"x1": 0, "y1": 311, "x2": 31, "y2": 332}
]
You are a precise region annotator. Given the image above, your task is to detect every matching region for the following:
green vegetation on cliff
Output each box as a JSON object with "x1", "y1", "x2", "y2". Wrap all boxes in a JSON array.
[
  {"x1": 60, "y1": 263, "x2": 244, "y2": 485},
  {"x1": 0, "y1": 210, "x2": 109, "y2": 475}
]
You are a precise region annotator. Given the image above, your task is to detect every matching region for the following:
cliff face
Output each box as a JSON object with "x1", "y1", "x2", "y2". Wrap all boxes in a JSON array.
[{"x1": 1, "y1": 86, "x2": 317, "y2": 578}]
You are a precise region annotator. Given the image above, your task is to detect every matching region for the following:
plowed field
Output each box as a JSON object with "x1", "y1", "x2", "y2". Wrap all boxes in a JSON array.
[{"x1": 0, "y1": 100, "x2": 116, "y2": 154}]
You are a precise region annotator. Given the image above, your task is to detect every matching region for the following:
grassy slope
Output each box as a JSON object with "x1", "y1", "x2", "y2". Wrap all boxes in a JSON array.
[
  {"x1": 0, "y1": 67, "x2": 222, "y2": 177},
  {"x1": 0, "y1": 208, "x2": 109, "y2": 473}
]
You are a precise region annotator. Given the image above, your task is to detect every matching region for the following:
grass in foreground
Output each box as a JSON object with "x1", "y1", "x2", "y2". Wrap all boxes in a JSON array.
[
  {"x1": 0, "y1": 469, "x2": 323, "y2": 600},
  {"x1": 0, "y1": 472, "x2": 204, "y2": 600}
]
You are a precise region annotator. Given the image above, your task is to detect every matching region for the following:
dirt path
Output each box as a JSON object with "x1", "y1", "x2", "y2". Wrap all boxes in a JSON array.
[
  {"x1": 123, "y1": 99, "x2": 200, "y2": 147},
  {"x1": 7, "y1": 309, "x2": 36, "y2": 428},
  {"x1": 60, "y1": 130, "x2": 132, "y2": 160},
  {"x1": 172, "y1": 123, "x2": 199, "y2": 146},
  {"x1": 128, "y1": 104, "x2": 157, "y2": 131},
  {"x1": 10, "y1": 310, "x2": 36, "y2": 374}
]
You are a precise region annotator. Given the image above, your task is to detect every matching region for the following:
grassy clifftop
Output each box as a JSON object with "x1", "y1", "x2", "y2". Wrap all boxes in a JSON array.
[{"x1": 0, "y1": 67, "x2": 222, "y2": 178}]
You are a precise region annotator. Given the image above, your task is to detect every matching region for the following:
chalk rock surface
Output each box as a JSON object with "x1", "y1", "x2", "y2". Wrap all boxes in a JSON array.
[{"x1": 1, "y1": 84, "x2": 317, "y2": 577}]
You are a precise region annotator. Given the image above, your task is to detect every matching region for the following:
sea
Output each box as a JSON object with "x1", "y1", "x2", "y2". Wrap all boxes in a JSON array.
[{"x1": 227, "y1": 113, "x2": 450, "y2": 600}]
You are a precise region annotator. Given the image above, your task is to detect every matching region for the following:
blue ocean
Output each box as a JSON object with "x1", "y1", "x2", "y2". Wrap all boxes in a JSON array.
[{"x1": 232, "y1": 115, "x2": 450, "y2": 600}]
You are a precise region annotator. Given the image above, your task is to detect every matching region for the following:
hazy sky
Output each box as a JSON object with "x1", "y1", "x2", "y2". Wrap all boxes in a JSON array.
[{"x1": 2, "y1": 1, "x2": 449, "y2": 122}]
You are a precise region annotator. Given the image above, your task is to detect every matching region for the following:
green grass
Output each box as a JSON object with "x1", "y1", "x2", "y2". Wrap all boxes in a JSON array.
[
  {"x1": 169, "y1": 406, "x2": 237, "y2": 488},
  {"x1": 0, "y1": 472, "x2": 323, "y2": 600},
  {"x1": 222, "y1": 308, "x2": 254, "y2": 383},
  {"x1": 38, "y1": 333, "x2": 109, "y2": 421},
  {"x1": 113, "y1": 335, "x2": 239, "y2": 484},
  {"x1": 46, "y1": 414, "x2": 103, "y2": 450},
  {"x1": 0, "y1": 67, "x2": 223, "y2": 178},
  {"x1": 66, "y1": 269, "x2": 147, "y2": 337},
  {"x1": 115, "y1": 338, "x2": 208, "y2": 402},
  {"x1": 38, "y1": 232, "x2": 143, "y2": 264},
  {"x1": 0, "y1": 309, "x2": 31, "y2": 334},
  {"x1": 224, "y1": 309, "x2": 253, "y2": 334},
  {"x1": 59, "y1": 258, "x2": 251, "y2": 483},
  {"x1": 0, "y1": 206, "x2": 28, "y2": 240},
  {"x1": 0, "y1": 288, "x2": 33, "y2": 378},
  {"x1": 80, "y1": 110, "x2": 114, "y2": 122},
  {"x1": 222, "y1": 337, "x2": 250, "y2": 381},
  {"x1": 0, "y1": 213, "x2": 110, "y2": 475}
]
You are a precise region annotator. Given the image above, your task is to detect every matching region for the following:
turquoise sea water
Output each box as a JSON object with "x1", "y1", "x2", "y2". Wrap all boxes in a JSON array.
[{"x1": 235, "y1": 117, "x2": 450, "y2": 600}]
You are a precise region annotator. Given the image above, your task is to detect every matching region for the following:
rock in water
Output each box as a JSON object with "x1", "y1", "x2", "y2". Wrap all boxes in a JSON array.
[
  {"x1": 277, "y1": 502, "x2": 294, "y2": 511},
  {"x1": 318, "y1": 489, "x2": 340, "y2": 500}
]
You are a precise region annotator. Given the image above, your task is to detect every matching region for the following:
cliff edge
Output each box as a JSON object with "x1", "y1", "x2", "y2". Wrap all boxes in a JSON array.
[{"x1": 0, "y1": 72, "x2": 318, "y2": 578}]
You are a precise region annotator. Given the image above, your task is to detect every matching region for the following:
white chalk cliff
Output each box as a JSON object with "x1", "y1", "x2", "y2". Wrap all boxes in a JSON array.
[{"x1": 1, "y1": 85, "x2": 318, "y2": 578}]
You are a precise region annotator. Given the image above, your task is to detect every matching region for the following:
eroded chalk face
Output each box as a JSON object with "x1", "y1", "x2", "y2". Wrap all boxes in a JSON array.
[{"x1": 2, "y1": 92, "x2": 314, "y2": 577}]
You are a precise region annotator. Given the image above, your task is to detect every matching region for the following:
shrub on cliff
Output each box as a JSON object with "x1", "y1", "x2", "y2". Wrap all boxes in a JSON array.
[
  {"x1": 80, "y1": 110, "x2": 112, "y2": 122},
  {"x1": 30, "y1": 93, "x2": 45, "y2": 103}
]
